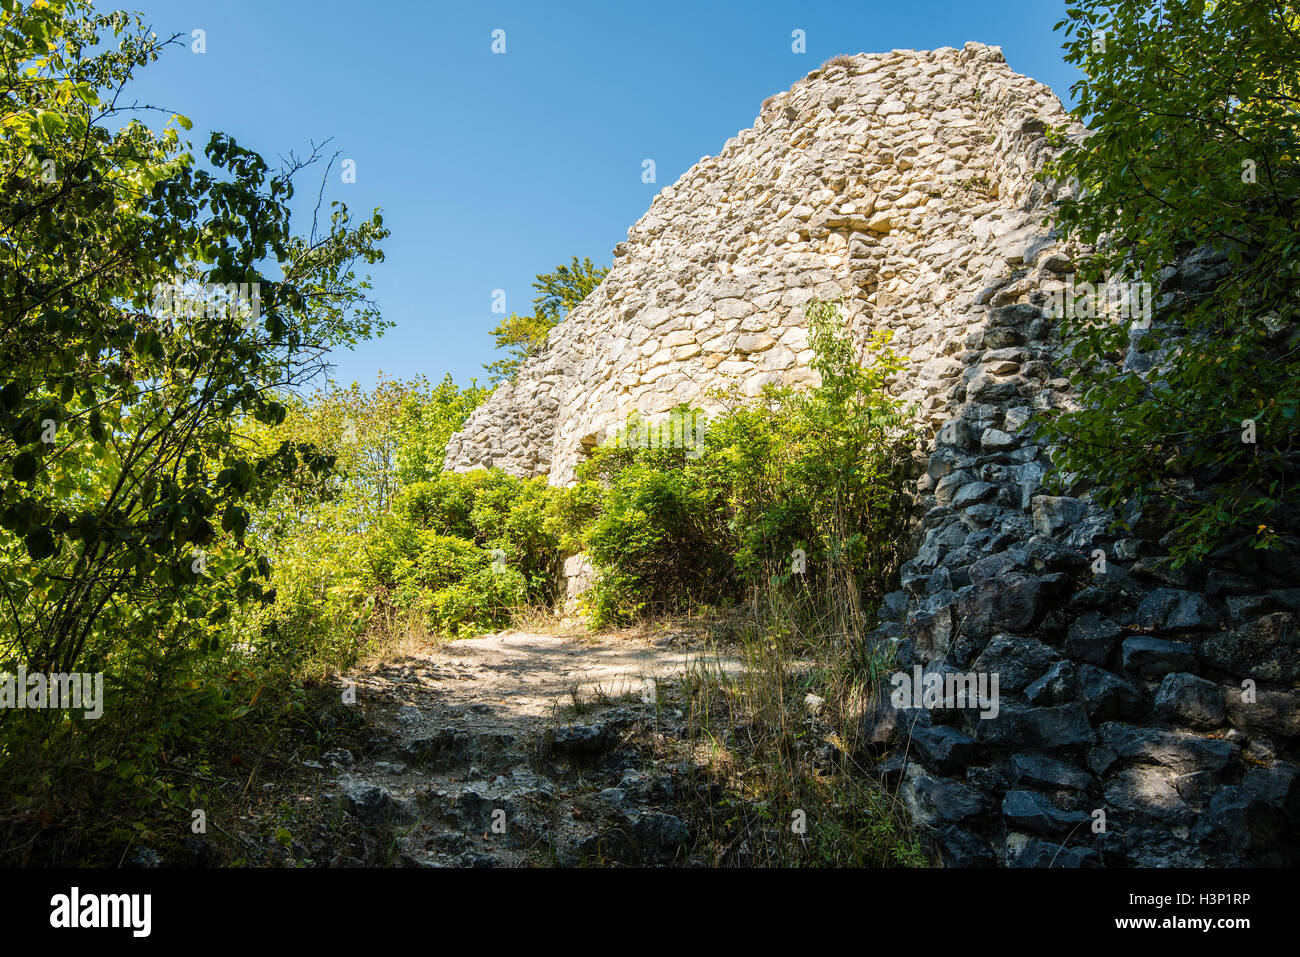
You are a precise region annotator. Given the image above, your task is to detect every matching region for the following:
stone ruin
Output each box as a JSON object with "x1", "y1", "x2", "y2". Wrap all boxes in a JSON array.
[{"x1": 446, "y1": 43, "x2": 1300, "y2": 867}]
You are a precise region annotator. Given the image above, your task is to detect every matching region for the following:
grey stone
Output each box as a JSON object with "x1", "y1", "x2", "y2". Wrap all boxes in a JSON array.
[
  {"x1": 1227, "y1": 594, "x2": 1272, "y2": 620},
  {"x1": 1104, "y1": 767, "x2": 1193, "y2": 824},
  {"x1": 339, "y1": 777, "x2": 410, "y2": 827},
  {"x1": 1242, "y1": 762, "x2": 1299, "y2": 822},
  {"x1": 933, "y1": 826, "x2": 996, "y2": 867},
  {"x1": 1135, "y1": 588, "x2": 1219, "y2": 632},
  {"x1": 968, "y1": 549, "x2": 1027, "y2": 584},
  {"x1": 904, "y1": 593, "x2": 958, "y2": 655},
  {"x1": 982, "y1": 326, "x2": 1024, "y2": 349},
  {"x1": 950, "y1": 481, "x2": 999, "y2": 507},
  {"x1": 1009, "y1": 752, "x2": 1092, "y2": 791},
  {"x1": 1111, "y1": 537, "x2": 1143, "y2": 561},
  {"x1": 550, "y1": 722, "x2": 617, "y2": 756},
  {"x1": 900, "y1": 765, "x2": 989, "y2": 826},
  {"x1": 878, "y1": 590, "x2": 910, "y2": 622},
  {"x1": 1002, "y1": 789, "x2": 1091, "y2": 834},
  {"x1": 1031, "y1": 495, "x2": 1086, "y2": 536},
  {"x1": 975, "y1": 702, "x2": 1093, "y2": 750},
  {"x1": 975, "y1": 279, "x2": 1010, "y2": 306},
  {"x1": 1225, "y1": 688, "x2": 1300, "y2": 738},
  {"x1": 1130, "y1": 555, "x2": 1191, "y2": 587},
  {"x1": 861, "y1": 697, "x2": 931, "y2": 750},
  {"x1": 1202, "y1": 612, "x2": 1300, "y2": 683},
  {"x1": 911, "y1": 724, "x2": 983, "y2": 774},
  {"x1": 1098, "y1": 723, "x2": 1238, "y2": 774},
  {"x1": 597, "y1": 787, "x2": 627, "y2": 807},
  {"x1": 628, "y1": 812, "x2": 689, "y2": 863},
  {"x1": 1192, "y1": 786, "x2": 1287, "y2": 857},
  {"x1": 1121, "y1": 636, "x2": 1197, "y2": 676},
  {"x1": 1065, "y1": 612, "x2": 1123, "y2": 665},
  {"x1": 1162, "y1": 243, "x2": 1231, "y2": 295},
  {"x1": 931, "y1": 469, "x2": 969, "y2": 504},
  {"x1": 1023, "y1": 536, "x2": 1090, "y2": 572},
  {"x1": 1205, "y1": 570, "x2": 1257, "y2": 596},
  {"x1": 1153, "y1": 672, "x2": 1226, "y2": 729},
  {"x1": 979, "y1": 428, "x2": 1016, "y2": 451},
  {"x1": 1172, "y1": 770, "x2": 1218, "y2": 806},
  {"x1": 990, "y1": 302, "x2": 1042, "y2": 326},
  {"x1": 322, "y1": 748, "x2": 355, "y2": 768},
  {"x1": 1075, "y1": 664, "x2": 1144, "y2": 719},
  {"x1": 958, "y1": 573, "x2": 1056, "y2": 637},
  {"x1": 1024, "y1": 660, "x2": 1075, "y2": 706},
  {"x1": 972, "y1": 633, "x2": 1060, "y2": 692},
  {"x1": 1087, "y1": 747, "x2": 1118, "y2": 776},
  {"x1": 1005, "y1": 836, "x2": 1100, "y2": 868}
]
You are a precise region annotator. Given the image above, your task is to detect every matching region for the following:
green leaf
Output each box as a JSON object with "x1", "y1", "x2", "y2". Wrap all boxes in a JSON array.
[
  {"x1": 11, "y1": 451, "x2": 38, "y2": 482},
  {"x1": 25, "y1": 527, "x2": 56, "y2": 560}
]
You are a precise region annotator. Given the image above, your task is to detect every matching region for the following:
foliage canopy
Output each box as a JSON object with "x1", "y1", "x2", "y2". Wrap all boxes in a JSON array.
[{"x1": 1042, "y1": 0, "x2": 1300, "y2": 565}]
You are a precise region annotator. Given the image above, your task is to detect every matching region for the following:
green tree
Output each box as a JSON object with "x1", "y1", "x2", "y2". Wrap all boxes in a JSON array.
[
  {"x1": 485, "y1": 256, "x2": 608, "y2": 383},
  {"x1": 393, "y1": 373, "x2": 488, "y2": 483},
  {"x1": 1041, "y1": 0, "x2": 1300, "y2": 565},
  {"x1": 0, "y1": 0, "x2": 388, "y2": 677}
]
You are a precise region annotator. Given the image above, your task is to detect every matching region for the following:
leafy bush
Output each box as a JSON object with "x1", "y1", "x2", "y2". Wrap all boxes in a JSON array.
[
  {"x1": 578, "y1": 300, "x2": 915, "y2": 631},
  {"x1": 426, "y1": 564, "x2": 528, "y2": 636},
  {"x1": 1042, "y1": 0, "x2": 1300, "y2": 566},
  {"x1": 0, "y1": 0, "x2": 388, "y2": 863},
  {"x1": 393, "y1": 375, "x2": 490, "y2": 484},
  {"x1": 393, "y1": 474, "x2": 483, "y2": 540},
  {"x1": 244, "y1": 386, "x2": 573, "y2": 647},
  {"x1": 583, "y1": 450, "x2": 733, "y2": 626},
  {"x1": 371, "y1": 525, "x2": 486, "y2": 598}
]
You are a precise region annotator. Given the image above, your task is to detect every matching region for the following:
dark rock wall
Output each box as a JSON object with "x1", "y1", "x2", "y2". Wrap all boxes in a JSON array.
[{"x1": 868, "y1": 250, "x2": 1300, "y2": 867}]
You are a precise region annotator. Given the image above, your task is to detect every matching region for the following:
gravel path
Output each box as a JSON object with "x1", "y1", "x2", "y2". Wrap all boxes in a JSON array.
[{"x1": 323, "y1": 628, "x2": 742, "y2": 866}]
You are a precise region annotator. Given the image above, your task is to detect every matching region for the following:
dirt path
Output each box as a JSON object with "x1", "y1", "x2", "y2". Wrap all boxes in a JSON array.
[{"x1": 319, "y1": 628, "x2": 743, "y2": 866}]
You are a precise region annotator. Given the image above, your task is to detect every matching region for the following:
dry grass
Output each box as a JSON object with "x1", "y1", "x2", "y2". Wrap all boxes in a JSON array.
[
  {"x1": 659, "y1": 565, "x2": 925, "y2": 867},
  {"x1": 820, "y1": 54, "x2": 858, "y2": 72}
]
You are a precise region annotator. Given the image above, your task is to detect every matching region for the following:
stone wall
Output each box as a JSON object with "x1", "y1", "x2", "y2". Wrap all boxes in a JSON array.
[
  {"x1": 872, "y1": 236, "x2": 1300, "y2": 866},
  {"x1": 445, "y1": 44, "x2": 1299, "y2": 866},
  {"x1": 445, "y1": 42, "x2": 1076, "y2": 483}
]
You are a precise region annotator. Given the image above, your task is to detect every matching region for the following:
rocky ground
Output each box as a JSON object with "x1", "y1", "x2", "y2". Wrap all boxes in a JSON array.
[{"x1": 270, "y1": 626, "x2": 746, "y2": 867}]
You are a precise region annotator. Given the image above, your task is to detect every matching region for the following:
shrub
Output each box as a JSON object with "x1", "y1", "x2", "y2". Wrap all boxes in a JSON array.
[
  {"x1": 578, "y1": 300, "x2": 915, "y2": 633},
  {"x1": 1042, "y1": 0, "x2": 1300, "y2": 566},
  {"x1": 583, "y1": 453, "x2": 733, "y2": 626},
  {"x1": 394, "y1": 472, "x2": 484, "y2": 539},
  {"x1": 428, "y1": 564, "x2": 528, "y2": 635}
]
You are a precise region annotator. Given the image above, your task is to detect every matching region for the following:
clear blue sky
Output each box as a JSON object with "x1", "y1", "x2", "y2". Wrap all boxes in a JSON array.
[{"x1": 124, "y1": 0, "x2": 1081, "y2": 391}]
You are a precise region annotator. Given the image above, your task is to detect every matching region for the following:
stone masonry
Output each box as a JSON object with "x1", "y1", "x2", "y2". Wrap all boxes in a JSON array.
[
  {"x1": 445, "y1": 42, "x2": 1074, "y2": 483},
  {"x1": 446, "y1": 43, "x2": 1300, "y2": 866}
]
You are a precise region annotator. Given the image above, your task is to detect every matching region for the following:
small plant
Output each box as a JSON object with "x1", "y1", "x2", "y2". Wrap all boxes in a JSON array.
[
  {"x1": 1043, "y1": 123, "x2": 1070, "y2": 149},
  {"x1": 820, "y1": 54, "x2": 857, "y2": 72}
]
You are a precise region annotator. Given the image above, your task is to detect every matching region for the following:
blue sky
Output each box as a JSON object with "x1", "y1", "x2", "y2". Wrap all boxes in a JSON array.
[{"x1": 124, "y1": 0, "x2": 1082, "y2": 391}]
